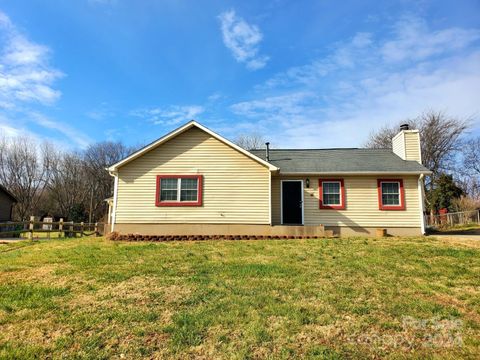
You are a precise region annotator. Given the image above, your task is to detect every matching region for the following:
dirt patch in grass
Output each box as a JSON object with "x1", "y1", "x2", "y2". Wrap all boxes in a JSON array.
[
  {"x1": 0, "y1": 264, "x2": 56, "y2": 282},
  {"x1": 0, "y1": 316, "x2": 69, "y2": 345},
  {"x1": 435, "y1": 237, "x2": 480, "y2": 249},
  {"x1": 431, "y1": 293, "x2": 480, "y2": 324}
]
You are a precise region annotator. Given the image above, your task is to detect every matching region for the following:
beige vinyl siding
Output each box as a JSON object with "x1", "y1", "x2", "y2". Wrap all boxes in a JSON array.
[
  {"x1": 392, "y1": 133, "x2": 406, "y2": 160},
  {"x1": 404, "y1": 132, "x2": 421, "y2": 163},
  {"x1": 272, "y1": 175, "x2": 421, "y2": 227},
  {"x1": 115, "y1": 127, "x2": 271, "y2": 224},
  {"x1": 392, "y1": 130, "x2": 422, "y2": 163}
]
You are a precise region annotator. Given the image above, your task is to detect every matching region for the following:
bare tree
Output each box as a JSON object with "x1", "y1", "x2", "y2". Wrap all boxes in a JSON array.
[
  {"x1": 0, "y1": 136, "x2": 55, "y2": 220},
  {"x1": 82, "y1": 142, "x2": 135, "y2": 221},
  {"x1": 463, "y1": 137, "x2": 480, "y2": 175},
  {"x1": 459, "y1": 137, "x2": 480, "y2": 200},
  {"x1": 234, "y1": 133, "x2": 266, "y2": 150},
  {"x1": 365, "y1": 126, "x2": 406, "y2": 149},
  {"x1": 365, "y1": 111, "x2": 470, "y2": 178},
  {"x1": 0, "y1": 133, "x2": 137, "y2": 222},
  {"x1": 47, "y1": 152, "x2": 91, "y2": 220},
  {"x1": 451, "y1": 195, "x2": 480, "y2": 212}
]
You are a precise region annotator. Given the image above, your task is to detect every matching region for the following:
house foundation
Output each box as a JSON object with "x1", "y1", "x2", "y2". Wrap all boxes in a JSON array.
[{"x1": 112, "y1": 223, "x2": 326, "y2": 237}]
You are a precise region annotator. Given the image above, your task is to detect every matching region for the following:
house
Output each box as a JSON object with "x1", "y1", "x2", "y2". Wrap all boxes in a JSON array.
[
  {"x1": 0, "y1": 184, "x2": 17, "y2": 222},
  {"x1": 106, "y1": 121, "x2": 431, "y2": 237}
]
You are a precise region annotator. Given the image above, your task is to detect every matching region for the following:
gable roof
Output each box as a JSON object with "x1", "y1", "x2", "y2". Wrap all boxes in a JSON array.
[
  {"x1": 0, "y1": 184, "x2": 17, "y2": 202},
  {"x1": 249, "y1": 148, "x2": 431, "y2": 175},
  {"x1": 107, "y1": 121, "x2": 279, "y2": 172}
]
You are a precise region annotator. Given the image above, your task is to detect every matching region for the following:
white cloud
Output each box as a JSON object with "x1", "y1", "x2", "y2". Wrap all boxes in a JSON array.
[
  {"x1": 218, "y1": 9, "x2": 269, "y2": 70},
  {"x1": 0, "y1": 120, "x2": 21, "y2": 137},
  {"x1": 29, "y1": 113, "x2": 92, "y2": 149},
  {"x1": 0, "y1": 11, "x2": 91, "y2": 149},
  {"x1": 381, "y1": 16, "x2": 480, "y2": 63},
  {"x1": 229, "y1": 15, "x2": 480, "y2": 148},
  {"x1": 132, "y1": 105, "x2": 204, "y2": 125},
  {"x1": 231, "y1": 92, "x2": 316, "y2": 120},
  {"x1": 257, "y1": 33, "x2": 376, "y2": 91},
  {"x1": 0, "y1": 11, "x2": 63, "y2": 107},
  {"x1": 0, "y1": 113, "x2": 83, "y2": 151},
  {"x1": 86, "y1": 102, "x2": 116, "y2": 121},
  {"x1": 207, "y1": 92, "x2": 223, "y2": 102}
]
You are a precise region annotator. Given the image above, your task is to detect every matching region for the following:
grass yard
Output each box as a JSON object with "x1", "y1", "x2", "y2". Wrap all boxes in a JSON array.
[{"x1": 0, "y1": 236, "x2": 479, "y2": 359}]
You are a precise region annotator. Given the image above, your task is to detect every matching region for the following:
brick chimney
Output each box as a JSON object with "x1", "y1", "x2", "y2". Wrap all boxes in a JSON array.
[{"x1": 392, "y1": 124, "x2": 422, "y2": 163}]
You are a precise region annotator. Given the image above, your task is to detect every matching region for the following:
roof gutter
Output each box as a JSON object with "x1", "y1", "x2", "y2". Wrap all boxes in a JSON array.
[
  {"x1": 106, "y1": 168, "x2": 118, "y2": 176},
  {"x1": 279, "y1": 170, "x2": 432, "y2": 176}
]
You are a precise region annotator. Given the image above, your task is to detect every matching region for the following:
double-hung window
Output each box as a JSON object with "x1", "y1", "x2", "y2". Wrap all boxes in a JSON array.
[
  {"x1": 319, "y1": 179, "x2": 345, "y2": 209},
  {"x1": 377, "y1": 179, "x2": 405, "y2": 210},
  {"x1": 156, "y1": 175, "x2": 202, "y2": 206}
]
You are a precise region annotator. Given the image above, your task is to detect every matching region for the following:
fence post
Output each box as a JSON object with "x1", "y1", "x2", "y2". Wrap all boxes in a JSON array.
[
  {"x1": 29, "y1": 216, "x2": 34, "y2": 240},
  {"x1": 94, "y1": 222, "x2": 98, "y2": 236},
  {"x1": 69, "y1": 221, "x2": 73, "y2": 238},
  {"x1": 477, "y1": 210, "x2": 480, "y2": 224},
  {"x1": 59, "y1": 218, "x2": 63, "y2": 238},
  {"x1": 80, "y1": 222, "x2": 84, "y2": 238}
]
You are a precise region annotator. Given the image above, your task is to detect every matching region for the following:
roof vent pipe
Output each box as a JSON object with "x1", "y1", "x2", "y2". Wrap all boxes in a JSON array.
[
  {"x1": 265, "y1": 142, "x2": 270, "y2": 161},
  {"x1": 400, "y1": 124, "x2": 410, "y2": 131}
]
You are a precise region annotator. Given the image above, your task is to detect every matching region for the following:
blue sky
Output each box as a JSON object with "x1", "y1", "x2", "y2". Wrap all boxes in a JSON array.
[{"x1": 0, "y1": 0, "x2": 479, "y2": 149}]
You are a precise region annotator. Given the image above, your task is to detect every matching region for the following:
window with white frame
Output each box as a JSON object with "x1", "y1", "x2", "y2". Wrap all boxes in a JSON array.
[
  {"x1": 323, "y1": 181, "x2": 341, "y2": 205},
  {"x1": 377, "y1": 179, "x2": 405, "y2": 210},
  {"x1": 319, "y1": 179, "x2": 345, "y2": 209},
  {"x1": 380, "y1": 181, "x2": 400, "y2": 206},
  {"x1": 157, "y1": 175, "x2": 202, "y2": 206}
]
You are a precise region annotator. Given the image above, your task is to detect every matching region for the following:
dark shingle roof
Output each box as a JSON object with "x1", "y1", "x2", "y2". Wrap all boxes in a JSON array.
[{"x1": 249, "y1": 148, "x2": 430, "y2": 174}]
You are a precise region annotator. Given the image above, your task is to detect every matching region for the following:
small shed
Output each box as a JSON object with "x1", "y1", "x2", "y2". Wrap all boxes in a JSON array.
[{"x1": 0, "y1": 184, "x2": 17, "y2": 222}]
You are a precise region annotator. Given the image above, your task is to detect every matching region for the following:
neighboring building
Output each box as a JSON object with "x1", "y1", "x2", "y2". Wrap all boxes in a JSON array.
[
  {"x1": 0, "y1": 184, "x2": 17, "y2": 222},
  {"x1": 106, "y1": 121, "x2": 431, "y2": 237}
]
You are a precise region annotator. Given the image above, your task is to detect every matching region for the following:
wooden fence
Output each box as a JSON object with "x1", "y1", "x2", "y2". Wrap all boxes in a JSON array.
[{"x1": 0, "y1": 217, "x2": 104, "y2": 239}]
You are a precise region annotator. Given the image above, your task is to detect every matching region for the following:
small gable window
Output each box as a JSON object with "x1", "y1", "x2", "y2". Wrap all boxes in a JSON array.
[
  {"x1": 156, "y1": 175, "x2": 202, "y2": 206},
  {"x1": 377, "y1": 179, "x2": 405, "y2": 210},
  {"x1": 319, "y1": 179, "x2": 345, "y2": 210}
]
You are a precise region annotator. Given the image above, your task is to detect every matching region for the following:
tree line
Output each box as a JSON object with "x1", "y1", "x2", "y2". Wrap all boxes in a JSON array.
[{"x1": 0, "y1": 137, "x2": 136, "y2": 222}]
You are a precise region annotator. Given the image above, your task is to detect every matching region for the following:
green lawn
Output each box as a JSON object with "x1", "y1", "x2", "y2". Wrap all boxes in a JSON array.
[{"x1": 0, "y1": 236, "x2": 479, "y2": 359}]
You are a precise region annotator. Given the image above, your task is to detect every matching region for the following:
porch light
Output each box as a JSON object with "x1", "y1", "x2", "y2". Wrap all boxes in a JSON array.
[{"x1": 306, "y1": 178, "x2": 310, "y2": 188}]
